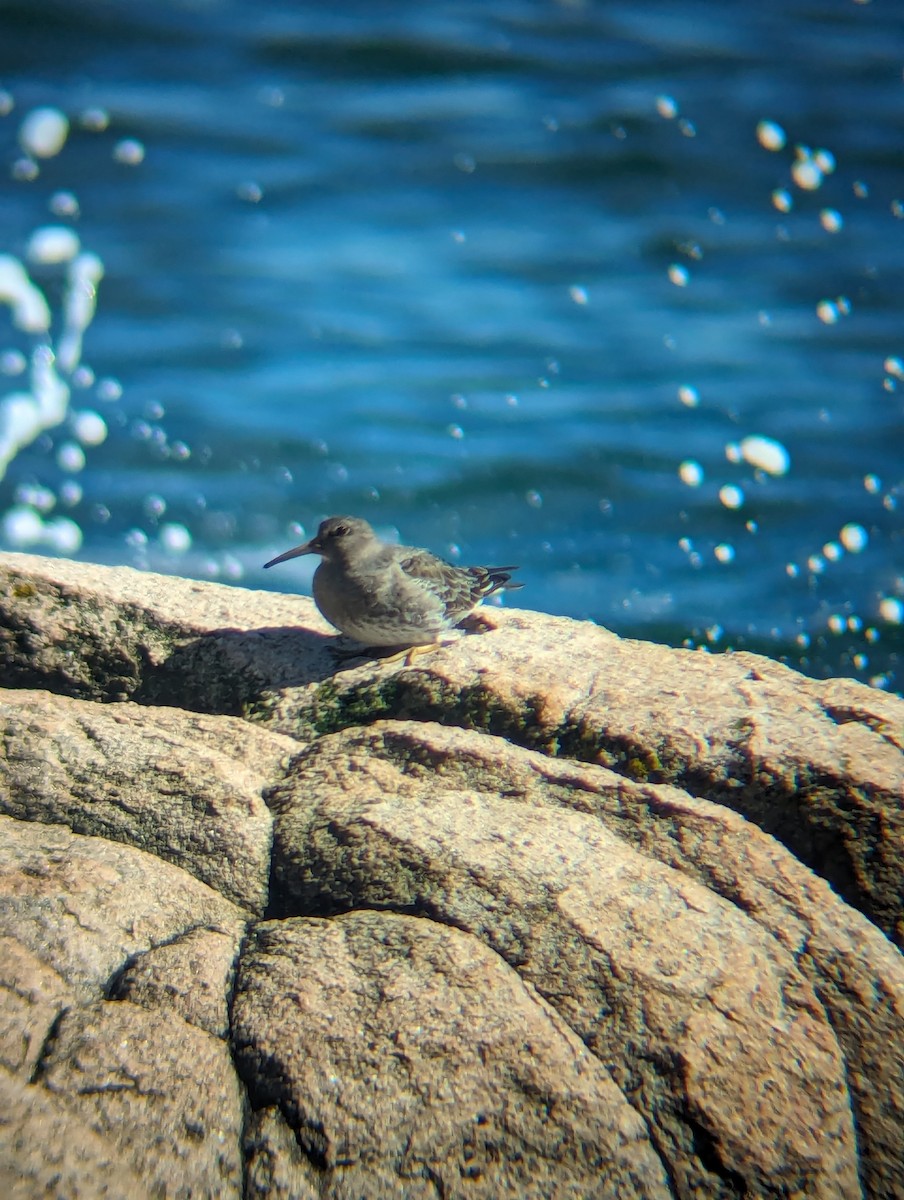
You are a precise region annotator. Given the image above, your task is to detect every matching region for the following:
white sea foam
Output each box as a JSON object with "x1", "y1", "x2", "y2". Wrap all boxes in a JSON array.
[
  {"x1": 739, "y1": 435, "x2": 790, "y2": 476},
  {"x1": 0, "y1": 248, "x2": 103, "y2": 488},
  {"x1": 19, "y1": 107, "x2": 69, "y2": 158}
]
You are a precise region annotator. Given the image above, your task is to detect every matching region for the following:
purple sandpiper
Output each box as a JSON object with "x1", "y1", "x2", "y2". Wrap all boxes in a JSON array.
[{"x1": 264, "y1": 515, "x2": 521, "y2": 656}]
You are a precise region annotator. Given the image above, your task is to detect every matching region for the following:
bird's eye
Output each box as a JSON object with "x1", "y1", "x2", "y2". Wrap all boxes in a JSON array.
[{"x1": 331, "y1": 523, "x2": 350, "y2": 537}]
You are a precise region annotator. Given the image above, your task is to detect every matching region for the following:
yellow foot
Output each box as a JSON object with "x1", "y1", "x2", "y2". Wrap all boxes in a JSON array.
[
  {"x1": 403, "y1": 642, "x2": 441, "y2": 666},
  {"x1": 332, "y1": 641, "x2": 442, "y2": 666},
  {"x1": 373, "y1": 642, "x2": 440, "y2": 667}
]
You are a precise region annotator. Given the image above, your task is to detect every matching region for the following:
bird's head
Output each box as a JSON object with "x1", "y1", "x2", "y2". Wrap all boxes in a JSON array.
[{"x1": 263, "y1": 516, "x2": 374, "y2": 569}]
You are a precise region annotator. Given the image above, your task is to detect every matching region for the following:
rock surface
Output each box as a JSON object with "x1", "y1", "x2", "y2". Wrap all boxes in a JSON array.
[
  {"x1": 0, "y1": 816, "x2": 247, "y2": 1199},
  {"x1": 0, "y1": 690, "x2": 287, "y2": 913},
  {"x1": 233, "y1": 912, "x2": 672, "y2": 1199},
  {"x1": 1, "y1": 550, "x2": 902, "y2": 1199}
]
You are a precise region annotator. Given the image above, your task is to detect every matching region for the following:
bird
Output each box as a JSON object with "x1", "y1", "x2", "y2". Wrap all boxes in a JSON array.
[{"x1": 263, "y1": 515, "x2": 521, "y2": 659}]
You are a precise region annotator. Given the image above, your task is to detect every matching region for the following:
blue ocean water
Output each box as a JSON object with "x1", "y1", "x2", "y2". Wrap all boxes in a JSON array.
[{"x1": 1, "y1": 0, "x2": 902, "y2": 689}]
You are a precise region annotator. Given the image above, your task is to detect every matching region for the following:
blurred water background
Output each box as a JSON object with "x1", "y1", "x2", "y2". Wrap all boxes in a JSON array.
[{"x1": 0, "y1": 0, "x2": 902, "y2": 690}]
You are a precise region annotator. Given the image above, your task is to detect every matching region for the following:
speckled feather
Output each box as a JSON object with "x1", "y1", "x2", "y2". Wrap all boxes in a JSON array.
[{"x1": 396, "y1": 550, "x2": 519, "y2": 623}]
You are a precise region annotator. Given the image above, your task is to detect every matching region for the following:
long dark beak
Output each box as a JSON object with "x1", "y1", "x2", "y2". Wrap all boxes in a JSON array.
[{"x1": 263, "y1": 538, "x2": 319, "y2": 569}]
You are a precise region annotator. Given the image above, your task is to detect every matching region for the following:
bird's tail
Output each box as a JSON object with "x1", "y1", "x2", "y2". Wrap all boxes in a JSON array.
[{"x1": 473, "y1": 566, "x2": 523, "y2": 598}]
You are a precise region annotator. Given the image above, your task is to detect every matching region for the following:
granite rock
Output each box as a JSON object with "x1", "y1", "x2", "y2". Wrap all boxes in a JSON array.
[{"x1": 1, "y1": 550, "x2": 903, "y2": 1199}]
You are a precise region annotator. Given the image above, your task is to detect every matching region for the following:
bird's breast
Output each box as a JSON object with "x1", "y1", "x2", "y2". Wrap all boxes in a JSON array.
[{"x1": 312, "y1": 559, "x2": 447, "y2": 645}]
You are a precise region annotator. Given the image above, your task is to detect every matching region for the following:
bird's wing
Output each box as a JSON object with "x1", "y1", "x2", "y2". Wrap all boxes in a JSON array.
[
  {"x1": 396, "y1": 551, "x2": 476, "y2": 619},
  {"x1": 398, "y1": 552, "x2": 520, "y2": 622}
]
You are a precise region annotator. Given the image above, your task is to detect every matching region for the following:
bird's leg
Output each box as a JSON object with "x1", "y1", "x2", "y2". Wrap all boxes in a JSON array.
[
  {"x1": 371, "y1": 642, "x2": 441, "y2": 667},
  {"x1": 330, "y1": 640, "x2": 441, "y2": 666},
  {"x1": 402, "y1": 642, "x2": 442, "y2": 666}
]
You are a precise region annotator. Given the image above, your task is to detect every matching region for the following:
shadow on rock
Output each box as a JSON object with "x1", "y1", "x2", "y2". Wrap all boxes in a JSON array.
[{"x1": 134, "y1": 625, "x2": 339, "y2": 714}]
